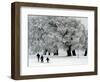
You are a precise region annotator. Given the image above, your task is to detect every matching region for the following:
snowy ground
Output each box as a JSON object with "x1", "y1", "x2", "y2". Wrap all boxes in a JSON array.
[{"x1": 28, "y1": 55, "x2": 88, "y2": 67}]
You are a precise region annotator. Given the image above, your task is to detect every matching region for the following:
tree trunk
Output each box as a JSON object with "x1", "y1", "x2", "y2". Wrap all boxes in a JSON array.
[
  {"x1": 48, "y1": 52, "x2": 50, "y2": 55},
  {"x1": 84, "y1": 49, "x2": 87, "y2": 56},
  {"x1": 72, "y1": 49, "x2": 76, "y2": 56},
  {"x1": 44, "y1": 49, "x2": 47, "y2": 55},
  {"x1": 54, "y1": 49, "x2": 58, "y2": 55},
  {"x1": 67, "y1": 45, "x2": 72, "y2": 56}
]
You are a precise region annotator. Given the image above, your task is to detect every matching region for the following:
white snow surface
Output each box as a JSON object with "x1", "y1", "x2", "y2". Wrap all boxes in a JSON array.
[{"x1": 28, "y1": 55, "x2": 88, "y2": 67}]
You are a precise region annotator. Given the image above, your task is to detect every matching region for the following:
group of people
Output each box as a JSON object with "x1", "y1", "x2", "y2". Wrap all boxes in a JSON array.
[{"x1": 36, "y1": 53, "x2": 50, "y2": 63}]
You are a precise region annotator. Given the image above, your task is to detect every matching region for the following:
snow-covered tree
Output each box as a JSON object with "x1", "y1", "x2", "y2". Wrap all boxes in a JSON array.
[{"x1": 28, "y1": 15, "x2": 88, "y2": 56}]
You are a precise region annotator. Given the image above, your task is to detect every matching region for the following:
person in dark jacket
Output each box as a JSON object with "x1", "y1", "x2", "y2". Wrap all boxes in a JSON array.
[
  {"x1": 36, "y1": 53, "x2": 40, "y2": 62},
  {"x1": 41, "y1": 55, "x2": 44, "y2": 63},
  {"x1": 46, "y1": 57, "x2": 50, "y2": 63}
]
